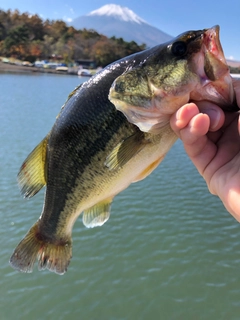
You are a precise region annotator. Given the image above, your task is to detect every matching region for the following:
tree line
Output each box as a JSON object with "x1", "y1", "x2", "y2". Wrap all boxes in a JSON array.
[{"x1": 0, "y1": 9, "x2": 146, "y2": 67}]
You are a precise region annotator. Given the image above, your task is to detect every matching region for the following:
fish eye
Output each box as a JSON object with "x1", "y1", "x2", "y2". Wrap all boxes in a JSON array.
[{"x1": 171, "y1": 41, "x2": 187, "y2": 57}]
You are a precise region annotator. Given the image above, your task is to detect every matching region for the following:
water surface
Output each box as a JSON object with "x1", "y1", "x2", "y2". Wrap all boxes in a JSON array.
[{"x1": 1, "y1": 73, "x2": 240, "y2": 320}]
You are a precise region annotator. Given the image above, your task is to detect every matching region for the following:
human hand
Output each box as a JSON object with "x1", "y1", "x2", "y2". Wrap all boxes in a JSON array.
[{"x1": 170, "y1": 79, "x2": 240, "y2": 221}]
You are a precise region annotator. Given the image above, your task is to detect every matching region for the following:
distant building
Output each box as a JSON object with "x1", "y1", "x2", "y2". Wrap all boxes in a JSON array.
[{"x1": 75, "y1": 59, "x2": 96, "y2": 69}]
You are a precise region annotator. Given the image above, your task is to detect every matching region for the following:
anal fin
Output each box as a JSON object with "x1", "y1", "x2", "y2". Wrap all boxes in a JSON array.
[{"x1": 83, "y1": 199, "x2": 112, "y2": 228}]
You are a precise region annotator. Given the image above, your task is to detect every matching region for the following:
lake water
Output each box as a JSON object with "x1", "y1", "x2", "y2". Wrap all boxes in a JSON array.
[{"x1": 1, "y1": 73, "x2": 240, "y2": 320}]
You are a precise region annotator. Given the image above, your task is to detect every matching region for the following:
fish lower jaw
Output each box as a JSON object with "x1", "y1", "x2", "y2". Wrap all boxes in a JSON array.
[
  {"x1": 189, "y1": 75, "x2": 234, "y2": 109},
  {"x1": 210, "y1": 82, "x2": 234, "y2": 107}
]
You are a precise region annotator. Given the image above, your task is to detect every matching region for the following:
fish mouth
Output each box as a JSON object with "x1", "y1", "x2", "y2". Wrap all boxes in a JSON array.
[{"x1": 192, "y1": 26, "x2": 238, "y2": 111}]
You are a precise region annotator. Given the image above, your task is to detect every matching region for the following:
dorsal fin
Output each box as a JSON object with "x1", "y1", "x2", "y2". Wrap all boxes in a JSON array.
[
  {"x1": 82, "y1": 199, "x2": 112, "y2": 228},
  {"x1": 18, "y1": 135, "x2": 49, "y2": 198},
  {"x1": 56, "y1": 84, "x2": 83, "y2": 119}
]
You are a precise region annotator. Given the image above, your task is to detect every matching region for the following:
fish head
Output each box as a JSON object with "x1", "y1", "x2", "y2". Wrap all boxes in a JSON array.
[{"x1": 109, "y1": 26, "x2": 237, "y2": 134}]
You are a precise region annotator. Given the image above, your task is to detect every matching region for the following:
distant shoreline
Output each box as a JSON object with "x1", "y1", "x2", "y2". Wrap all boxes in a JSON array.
[
  {"x1": 1, "y1": 61, "x2": 240, "y2": 80},
  {"x1": 0, "y1": 61, "x2": 76, "y2": 76}
]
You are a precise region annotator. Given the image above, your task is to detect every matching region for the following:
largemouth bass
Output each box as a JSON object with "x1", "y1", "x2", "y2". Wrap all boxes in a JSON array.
[{"x1": 10, "y1": 26, "x2": 237, "y2": 275}]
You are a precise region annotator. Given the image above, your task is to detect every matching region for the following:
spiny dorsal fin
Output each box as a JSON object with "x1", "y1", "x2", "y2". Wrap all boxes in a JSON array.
[
  {"x1": 18, "y1": 135, "x2": 49, "y2": 198},
  {"x1": 105, "y1": 131, "x2": 148, "y2": 170},
  {"x1": 82, "y1": 199, "x2": 112, "y2": 228},
  {"x1": 67, "y1": 83, "x2": 83, "y2": 99},
  {"x1": 56, "y1": 84, "x2": 83, "y2": 119}
]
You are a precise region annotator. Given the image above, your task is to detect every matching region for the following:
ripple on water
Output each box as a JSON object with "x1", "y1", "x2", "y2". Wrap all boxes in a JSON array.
[{"x1": 1, "y1": 74, "x2": 240, "y2": 319}]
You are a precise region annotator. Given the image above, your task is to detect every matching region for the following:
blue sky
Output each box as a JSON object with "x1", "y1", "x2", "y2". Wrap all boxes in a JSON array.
[{"x1": 1, "y1": 0, "x2": 240, "y2": 61}]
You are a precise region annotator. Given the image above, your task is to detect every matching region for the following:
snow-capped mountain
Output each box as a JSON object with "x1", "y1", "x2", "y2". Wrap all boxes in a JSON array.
[
  {"x1": 88, "y1": 4, "x2": 146, "y2": 24},
  {"x1": 71, "y1": 4, "x2": 172, "y2": 47}
]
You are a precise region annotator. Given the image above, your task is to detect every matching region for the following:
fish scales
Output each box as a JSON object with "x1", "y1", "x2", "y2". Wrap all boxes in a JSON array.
[
  {"x1": 43, "y1": 67, "x2": 141, "y2": 227},
  {"x1": 10, "y1": 26, "x2": 237, "y2": 274}
]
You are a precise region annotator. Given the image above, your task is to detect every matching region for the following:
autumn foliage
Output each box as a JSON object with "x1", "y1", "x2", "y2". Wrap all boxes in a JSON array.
[{"x1": 0, "y1": 9, "x2": 146, "y2": 67}]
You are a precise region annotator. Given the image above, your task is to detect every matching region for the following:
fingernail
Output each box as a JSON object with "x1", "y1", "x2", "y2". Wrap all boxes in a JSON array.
[
  {"x1": 206, "y1": 108, "x2": 221, "y2": 130},
  {"x1": 176, "y1": 109, "x2": 181, "y2": 120}
]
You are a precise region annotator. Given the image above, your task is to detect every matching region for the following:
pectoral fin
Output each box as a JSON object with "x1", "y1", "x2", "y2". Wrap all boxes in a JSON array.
[
  {"x1": 82, "y1": 199, "x2": 112, "y2": 228},
  {"x1": 105, "y1": 131, "x2": 148, "y2": 170},
  {"x1": 18, "y1": 135, "x2": 49, "y2": 198}
]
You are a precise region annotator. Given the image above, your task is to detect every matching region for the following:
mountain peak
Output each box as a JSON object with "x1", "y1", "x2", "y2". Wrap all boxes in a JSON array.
[
  {"x1": 71, "y1": 4, "x2": 173, "y2": 47},
  {"x1": 87, "y1": 4, "x2": 146, "y2": 24}
]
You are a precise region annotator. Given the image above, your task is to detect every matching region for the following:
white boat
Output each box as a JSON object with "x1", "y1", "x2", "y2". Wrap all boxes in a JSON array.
[
  {"x1": 78, "y1": 69, "x2": 92, "y2": 77},
  {"x1": 56, "y1": 66, "x2": 68, "y2": 72}
]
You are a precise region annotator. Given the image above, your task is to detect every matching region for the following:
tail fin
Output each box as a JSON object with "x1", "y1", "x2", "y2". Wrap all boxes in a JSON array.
[{"x1": 9, "y1": 222, "x2": 72, "y2": 275}]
